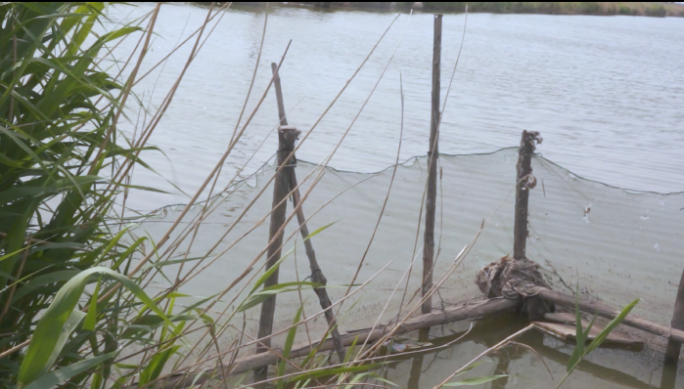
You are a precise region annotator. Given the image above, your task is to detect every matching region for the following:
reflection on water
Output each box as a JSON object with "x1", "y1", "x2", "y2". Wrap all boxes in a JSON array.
[
  {"x1": 103, "y1": 3, "x2": 684, "y2": 211},
  {"x1": 378, "y1": 314, "x2": 678, "y2": 388}
]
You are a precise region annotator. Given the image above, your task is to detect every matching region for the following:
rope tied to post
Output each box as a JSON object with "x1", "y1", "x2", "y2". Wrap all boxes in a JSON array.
[{"x1": 277, "y1": 125, "x2": 300, "y2": 167}]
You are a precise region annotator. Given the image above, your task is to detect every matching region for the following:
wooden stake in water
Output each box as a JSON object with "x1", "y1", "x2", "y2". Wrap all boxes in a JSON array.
[
  {"x1": 661, "y1": 268, "x2": 684, "y2": 388},
  {"x1": 254, "y1": 124, "x2": 298, "y2": 383},
  {"x1": 422, "y1": 14, "x2": 442, "y2": 315},
  {"x1": 513, "y1": 130, "x2": 541, "y2": 260},
  {"x1": 269, "y1": 62, "x2": 346, "y2": 362}
]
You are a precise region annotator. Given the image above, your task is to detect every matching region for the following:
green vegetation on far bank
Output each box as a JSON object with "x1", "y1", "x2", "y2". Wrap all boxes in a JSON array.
[{"x1": 281, "y1": 2, "x2": 684, "y2": 17}]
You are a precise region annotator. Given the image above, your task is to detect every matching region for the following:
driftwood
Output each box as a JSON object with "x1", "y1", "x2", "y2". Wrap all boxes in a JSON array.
[{"x1": 144, "y1": 298, "x2": 518, "y2": 388}]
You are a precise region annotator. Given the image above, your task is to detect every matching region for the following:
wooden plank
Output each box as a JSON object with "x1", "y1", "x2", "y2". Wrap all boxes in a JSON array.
[
  {"x1": 533, "y1": 312, "x2": 643, "y2": 351},
  {"x1": 538, "y1": 288, "x2": 684, "y2": 344}
]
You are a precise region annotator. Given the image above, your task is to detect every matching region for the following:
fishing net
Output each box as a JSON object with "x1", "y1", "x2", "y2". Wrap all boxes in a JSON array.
[{"x1": 137, "y1": 148, "x2": 684, "y2": 348}]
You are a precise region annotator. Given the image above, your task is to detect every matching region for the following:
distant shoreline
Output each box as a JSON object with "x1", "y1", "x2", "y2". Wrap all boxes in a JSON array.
[{"x1": 225, "y1": 2, "x2": 684, "y2": 18}]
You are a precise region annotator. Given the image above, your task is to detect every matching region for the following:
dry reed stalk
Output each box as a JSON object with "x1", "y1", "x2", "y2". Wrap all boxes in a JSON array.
[
  {"x1": 433, "y1": 324, "x2": 535, "y2": 388},
  {"x1": 149, "y1": 12, "x2": 401, "y2": 297},
  {"x1": 139, "y1": 263, "x2": 392, "y2": 389},
  {"x1": 178, "y1": 174, "x2": 379, "y2": 367},
  {"x1": 88, "y1": 3, "x2": 163, "y2": 175},
  {"x1": 177, "y1": 3, "x2": 269, "y2": 281},
  {"x1": 156, "y1": 13, "x2": 405, "y2": 367}
]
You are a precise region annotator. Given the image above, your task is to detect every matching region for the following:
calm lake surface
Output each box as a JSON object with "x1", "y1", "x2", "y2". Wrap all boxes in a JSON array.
[
  {"x1": 106, "y1": 3, "x2": 684, "y2": 211},
  {"x1": 104, "y1": 4, "x2": 684, "y2": 388}
]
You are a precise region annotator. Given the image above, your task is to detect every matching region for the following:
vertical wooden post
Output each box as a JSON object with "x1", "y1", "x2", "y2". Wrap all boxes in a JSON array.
[
  {"x1": 254, "y1": 125, "x2": 298, "y2": 383},
  {"x1": 513, "y1": 130, "x2": 541, "y2": 260},
  {"x1": 422, "y1": 14, "x2": 442, "y2": 315},
  {"x1": 270, "y1": 63, "x2": 346, "y2": 362},
  {"x1": 661, "y1": 268, "x2": 684, "y2": 388},
  {"x1": 272, "y1": 63, "x2": 288, "y2": 126}
]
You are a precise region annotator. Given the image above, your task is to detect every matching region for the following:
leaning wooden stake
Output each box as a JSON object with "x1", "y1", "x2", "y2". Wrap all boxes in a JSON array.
[
  {"x1": 513, "y1": 130, "x2": 542, "y2": 260},
  {"x1": 254, "y1": 125, "x2": 299, "y2": 383},
  {"x1": 422, "y1": 13, "x2": 442, "y2": 316},
  {"x1": 270, "y1": 63, "x2": 346, "y2": 362},
  {"x1": 661, "y1": 267, "x2": 684, "y2": 388}
]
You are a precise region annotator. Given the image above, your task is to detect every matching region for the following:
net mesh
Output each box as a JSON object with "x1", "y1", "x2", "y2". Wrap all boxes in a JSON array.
[{"x1": 137, "y1": 148, "x2": 684, "y2": 345}]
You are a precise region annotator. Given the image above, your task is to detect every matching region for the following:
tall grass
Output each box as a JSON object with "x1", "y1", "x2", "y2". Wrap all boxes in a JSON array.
[{"x1": 0, "y1": 2, "x2": 148, "y2": 386}]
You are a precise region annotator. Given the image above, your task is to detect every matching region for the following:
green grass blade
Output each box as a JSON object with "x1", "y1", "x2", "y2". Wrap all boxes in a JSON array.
[
  {"x1": 585, "y1": 299, "x2": 639, "y2": 354},
  {"x1": 277, "y1": 307, "x2": 302, "y2": 389},
  {"x1": 23, "y1": 351, "x2": 117, "y2": 389},
  {"x1": 18, "y1": 267, "x2": 173, "y2": 386},
  {"x1": 83, "y1": 275, "x2": 102, "y2": 331}
]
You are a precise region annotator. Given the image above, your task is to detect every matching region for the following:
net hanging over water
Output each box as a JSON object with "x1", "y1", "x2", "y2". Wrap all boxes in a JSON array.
[{"x1": 137, "y1": 148, "x2": 684, "y2": 345}]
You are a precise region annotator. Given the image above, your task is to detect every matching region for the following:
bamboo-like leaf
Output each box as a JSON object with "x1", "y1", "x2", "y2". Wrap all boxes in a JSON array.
[
  {"x1": 277, "y1": 307, "x2": 302, "y2": 389},
  {"x1": 139, "y1": 345, "x2": 181, "y2": 385},
  {"x1": 585, "y1": 299, "x2": 639, "y2": 354},
  {"x1": 23, "y1": 351, "x2": 117, "y2": 389},
  {"x1": 18, "y1": 267, "x2": 173, "y2": 386},
  {"x1": 83, "y1": 275, "x2": 102, "y2": 331}
]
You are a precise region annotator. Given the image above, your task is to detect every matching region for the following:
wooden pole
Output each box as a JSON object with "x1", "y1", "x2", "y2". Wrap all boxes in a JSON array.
[
  {"x1": 422, "y1": 13, "x2": 442, "y2": 316},
  {"x1": 144, "y1": 298, "x2": 519, "y2": 388},
  {"x1": 272, "y1": 63, "x2": 288, "y2": 127},
  {"x1": 254, "y1": 125, "x2": 299, "y2": 383},
  {"x1": 661, "y1": 268, "x2": 684, "y2": 388},
  {"x1": 270, "y1": 63, "x2": 346, "y2": 362},
  {"x1": 131, "y1": 286, "x2": 684, "y2": 388},
  {"x1": 538, "y1": 288, "x2": 684, "y2": 343},
  {"x1": 513, "y1": 130, "x2": 541, "y2": 260}
]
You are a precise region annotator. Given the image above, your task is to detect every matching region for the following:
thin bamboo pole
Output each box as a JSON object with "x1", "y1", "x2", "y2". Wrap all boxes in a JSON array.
[
  {"x1": 270, "y1": 62, "x2": 346, "y2": 362},
  {"x1": 422, "y1": 13, "x2": 442, "y2": 316}
]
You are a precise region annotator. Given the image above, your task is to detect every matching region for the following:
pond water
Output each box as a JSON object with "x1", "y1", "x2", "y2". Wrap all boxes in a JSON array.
[
  {"x1": 102, "y1": 3, "x2": 684, "y2": 388},
  {"x1": 105, "y1": 3, "x2": 684, "y2": 211}
]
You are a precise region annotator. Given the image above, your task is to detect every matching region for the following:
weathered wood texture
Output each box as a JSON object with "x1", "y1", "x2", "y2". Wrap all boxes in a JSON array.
[
  {"x1": 538, "y1": 288, "x2": 684, "y2": 344},
  {"x1": 270, "y1": 62, "x2": 345, "y2": 362},
  {"x1": 535, "y1": 313, "x2": 644, "y2": 351},
  {"x1": 422, "y1": 13, "x2": 442, "y2": 315},
  {"x1": 146, "y1": 298, "x2": 519, "y2": 388},
  {"x1": 254, "y1": 126, "x2": 299, "y2": 382},
  {"x1": 513, "y1": 130, "x2": 541, "y2": 260},
  {"x1": 661, "y1": 267, "x2": 684, "y2": 388}
]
